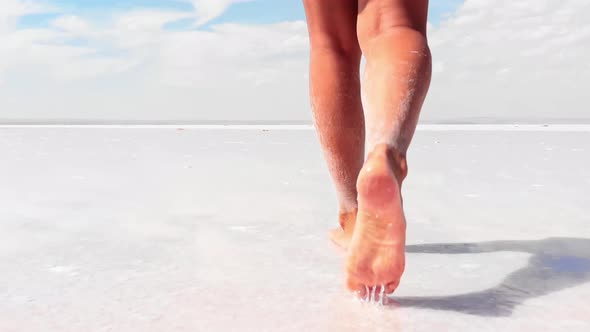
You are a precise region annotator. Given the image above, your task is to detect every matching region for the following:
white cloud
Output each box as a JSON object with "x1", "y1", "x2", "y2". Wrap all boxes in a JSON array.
[
  {"x1": 188, "y1": 0, "x2": 251, "y2": 26},
  {"x1": 0, "y1": 0, "x2": 589, "y2": 123},
  {"x1": 0, "y1": 0, "x2": 50, "y2": 24},
  {"x1": 50, "y1": 15, "x2": 89, "y2": 33},
  {"x1": 0, "y1": 1, "x2": 310, "y2": 122},
  {"x1": 158, "y1": 22, "x2": 308, "y2": 85},
  {"x1": 111, "y1": 10, "x2": 194, "y2": 50},
  {"x1": 425, "y1": 0, "x2": 590, "y2": 122}
]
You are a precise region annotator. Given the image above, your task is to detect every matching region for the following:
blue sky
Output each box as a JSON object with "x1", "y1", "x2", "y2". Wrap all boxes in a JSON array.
[{"x1": 18, "y1": 0, "x2": 464, "y2": 29}]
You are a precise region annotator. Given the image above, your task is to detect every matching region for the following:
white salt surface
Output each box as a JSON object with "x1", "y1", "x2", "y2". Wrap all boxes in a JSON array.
[{"x1": 1, "y1": 126, "x2": 589, "y2": 331}]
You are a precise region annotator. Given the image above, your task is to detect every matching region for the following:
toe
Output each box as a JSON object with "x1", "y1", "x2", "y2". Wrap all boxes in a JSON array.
[{"x1": 385, "y1": 280, "x2": 399, "y2": 295}]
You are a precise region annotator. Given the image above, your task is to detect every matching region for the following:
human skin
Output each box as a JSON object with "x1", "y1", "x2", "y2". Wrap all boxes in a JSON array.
[{"x1": 302, "y1": 0, "x2": 432, "y2": 298}]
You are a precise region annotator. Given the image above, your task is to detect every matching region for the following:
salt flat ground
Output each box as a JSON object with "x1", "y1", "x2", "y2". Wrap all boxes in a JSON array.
[{"x1": 0, "y1": 126, "x2": 589, "y2": 332}]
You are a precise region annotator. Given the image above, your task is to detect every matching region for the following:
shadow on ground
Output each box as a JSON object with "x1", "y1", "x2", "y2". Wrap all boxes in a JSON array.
[{"x1": 395, "y1": 237, "x2": 590, "y2": 316}]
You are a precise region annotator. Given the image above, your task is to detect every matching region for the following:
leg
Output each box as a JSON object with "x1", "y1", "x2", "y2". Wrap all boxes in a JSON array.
[
  {"x1": 346, "y1": 0, "x2": 432, "y2": 298},
  {"x1": 302, "y1": 0, "x2": 365, "y2": 247}
]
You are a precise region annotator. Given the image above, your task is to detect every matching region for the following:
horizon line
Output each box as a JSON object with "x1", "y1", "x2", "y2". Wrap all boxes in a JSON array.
[{"x1": 1, "y1": 124, "x2": 590, "y2": 131}]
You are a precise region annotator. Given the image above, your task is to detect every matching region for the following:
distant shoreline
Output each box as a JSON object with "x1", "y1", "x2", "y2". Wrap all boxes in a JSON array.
[
  {"x1": 1, "y1": 124, "x2": 590, "y2": 132},
  {"x1": 1, "y1": 118, "x2": 590, "y2": 126}
]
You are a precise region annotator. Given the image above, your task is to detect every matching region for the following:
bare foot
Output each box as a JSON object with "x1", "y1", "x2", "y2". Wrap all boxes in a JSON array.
[
  {"x1": 329, "y1": 210, "x2": 357, "y2": 250},
  {"x1": 345, "y1": 144, "x2": 407, "y2": 299}
]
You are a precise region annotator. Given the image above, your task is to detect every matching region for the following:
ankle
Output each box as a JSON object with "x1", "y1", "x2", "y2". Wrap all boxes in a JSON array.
[
  {"x1": 366, "y1": 144, "x2": 408, "y2": 185},
  {"x1": 338, "y1": 208, "x2": 357, "y2": 232},
  {"x1": 337, "y1": 193, "x2": 358, "y2": 212}
]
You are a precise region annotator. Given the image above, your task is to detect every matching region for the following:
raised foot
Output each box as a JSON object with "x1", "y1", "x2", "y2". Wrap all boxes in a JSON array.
[
  {"x1": 329, "y1": 210, "x2": 357, "y2": 251},
  {"x1": 346, "y1": 144, "x2": 407, "y2": 300}
]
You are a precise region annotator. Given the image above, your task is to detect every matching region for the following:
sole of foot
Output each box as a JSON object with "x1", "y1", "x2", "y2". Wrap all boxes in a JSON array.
[{"x1": 345, "y1": 144, "x2": 407, "y2": 298}]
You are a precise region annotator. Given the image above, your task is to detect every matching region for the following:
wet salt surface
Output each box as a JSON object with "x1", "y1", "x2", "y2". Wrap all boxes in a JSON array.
[{"x1": 0, "y1": 126, "x2": 589, "y2": 331}]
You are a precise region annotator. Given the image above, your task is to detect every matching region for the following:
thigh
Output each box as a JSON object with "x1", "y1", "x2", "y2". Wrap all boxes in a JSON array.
[
  {"x1": 302, "y1": 0, "x2": 360, "y2": 54},
  {"x1": 357, "y1": 0, "x2": 429, "y2": 41}
]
